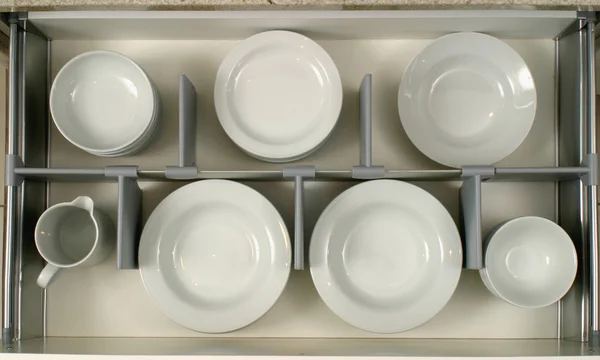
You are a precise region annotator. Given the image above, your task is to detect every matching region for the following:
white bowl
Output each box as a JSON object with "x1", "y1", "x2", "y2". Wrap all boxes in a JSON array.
[
  {"x1": 310, "y1": 180, "x2": 462, "y2": 333},
  {"x1": 398, "y1": 32, "x2": 537, "y2": 168},
  {"x1": 50, "y1": 50, "x2": 157, "y2": 155},
  {"x1": 480, "y1": 216, "x2": 577, "y2": 308},
  {"x1": 90, "y1": 87, "x2": 161, "y2": 157},
  {"x1": 139, "y1": 180, "x2": 291, "y2": 333}
]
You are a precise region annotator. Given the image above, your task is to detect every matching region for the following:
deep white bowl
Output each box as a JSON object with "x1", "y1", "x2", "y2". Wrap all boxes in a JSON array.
[
  {"x1": 310, "y1": 180, "x2": 462, "y2": 333},
  {"x1": 50, "y1": 50, "x2": 156, "y2": 155},
  {"x1": 480, "y1": 216, "x2": 577, "y2": 308},
  {"x1": 398, "y1": 32, "x2": 537, "y2": 168},
  {"x1": 139, "y1": 180, "x2": 291, "y2": 333},
  {"x1": 89, "y1": 86, "x2": 161, "y2": 157}
]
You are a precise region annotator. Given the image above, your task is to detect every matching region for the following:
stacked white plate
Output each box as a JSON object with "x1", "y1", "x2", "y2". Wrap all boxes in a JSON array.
[
  {"x1": 50, "y1": 50, "x2": 160, "y2": 157},
  {"x1": 214, "y1": 31, "x2": 343, "y2": 162}
]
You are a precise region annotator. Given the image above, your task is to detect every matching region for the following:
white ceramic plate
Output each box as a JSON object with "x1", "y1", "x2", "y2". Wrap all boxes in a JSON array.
[
  {"x1": 310, "y1": 180, "x2": 462, "y2": 333},
  {"x1": 398, "y1": 32, "x2": 537, "y2": 168},
  {"x1": 480, "y1": 216, "x2": 577, "y2": 308},
  {"x1": 214, "y1": 31, "x2": 343, "y2": 162},
  {"x1": 139, "y1": 180, "x2": 291, "y2": 333},
  {"x1": 51, "y1": 50, "x2": 156, "y2": 155}
]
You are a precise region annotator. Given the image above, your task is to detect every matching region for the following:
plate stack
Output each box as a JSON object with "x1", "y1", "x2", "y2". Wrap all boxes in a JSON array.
[
  {"x1": 50, "y1": 50, "x2": 160, "y2": 157},
  {"x1": 214, "y1": 31, "x2": 342, "y2": 162}
]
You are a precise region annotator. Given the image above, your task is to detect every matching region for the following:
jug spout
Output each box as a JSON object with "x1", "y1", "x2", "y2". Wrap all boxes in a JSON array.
[{"x1": 70, "y1": 196, "x2": 95, "y2": 213}]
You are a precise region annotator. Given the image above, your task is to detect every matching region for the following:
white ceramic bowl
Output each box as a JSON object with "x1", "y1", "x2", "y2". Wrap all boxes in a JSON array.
[
  {"x1": 398, "y1": 32, "x2": 537, "y2": 168},
  {"x1": 214, "y1": 31, "x2": 343, "y2": 162},
  {"x1": 91, "y1": 87, "x2": 161, "y2": 157},
  {"x1": 480, "y1": 216, "x2": 577, "y2": 308},
  {"x1": 50, "y1": 50, "x2": 157, "y2": 155},
  {"x1": 139, "y1": 180, "x2": 291, "y2": 333},
  {"x1": 310, "y1": 180, "x2": 462, "y2": 333}
]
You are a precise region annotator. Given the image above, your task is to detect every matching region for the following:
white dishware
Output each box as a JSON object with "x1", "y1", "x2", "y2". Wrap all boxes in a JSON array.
[
  {"x1": 139, "y1": 180, "x2": 291, "y2": 333},
  {"x1": 310, "y1": 180, "x2": 462, "y2": 333},
  {"x1": 35, "y1": 196, "x2": 114, "y2": 288},
  {"x1": 398, "y1": 32, "x2": 537, "y2": 168},
  {"x1": 50, "y1": 50, "x2": 160, "y2": 157},
  {"x1": 95, "y1": 87, "x2": 161, "y2": 156},
  {"x1": 214, "y1": 30, "x2": 343, "y2": 162},
  {"x1": 480, "y1": 216, "x2": 577, "y2": 308}
]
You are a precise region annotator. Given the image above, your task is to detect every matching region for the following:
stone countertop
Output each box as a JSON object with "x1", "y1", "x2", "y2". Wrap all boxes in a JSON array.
[
  {"x1": 0, "y1": 0, "x2": 592, "y2": 54},
  {"x1": 0, "y1": 0, "x2": 593, "y2": 53},
  {"x1": 0, "y1": 0, "x2": 598, "y2": 11}
]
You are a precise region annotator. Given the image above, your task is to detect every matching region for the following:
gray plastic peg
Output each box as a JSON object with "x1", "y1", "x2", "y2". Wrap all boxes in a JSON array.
[
  {"x1": 582, "y1": 153, "x2": 599, "y2": 186},
  {"x1": 166, "y1": 75, "x2": 198, "y2": 180},
  {"x1": 352, "y1": 74, "x2": 385, "y2": 179},
  {"x1": 461, "y1": 165, "x2": 494, "y2": 179},
  {"x1": 105, "y1": 166, "x2": 138, "y2": 178},
  {"x1": 116, "y1": 177, "x2": 142, "y2": 269},
  {"x1": 360, "y1": 74, "x2": 372, "y2": 167},
  {"x1": 104, "y1": 166, "x2": 142, "y2": 269},
  {"x1": 179, "y1": 75, "x2": 197, "y2": 168},
  {"x1": 460, "y1": 176, "x2": 484, "y2": 269},
  {"x1": 5, "y1": 154, "x2": 23, "y2": 186},
  {"x1": 283, "y1": 166, "x2": 316, "y2": 270}
]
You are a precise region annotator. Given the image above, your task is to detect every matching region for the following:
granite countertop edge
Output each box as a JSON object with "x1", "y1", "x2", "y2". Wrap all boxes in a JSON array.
[
  {"x1": 0, "y1": 0, "x2": 592, "y2": 56},
  {"x1": 1, "y1": 1, "x2": 599, "y2": 12}
]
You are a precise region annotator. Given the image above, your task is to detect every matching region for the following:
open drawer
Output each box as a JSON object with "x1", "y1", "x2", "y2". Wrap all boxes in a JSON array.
[{"x1": 0, "y1": 10, "x2": 598, "y2": 358}]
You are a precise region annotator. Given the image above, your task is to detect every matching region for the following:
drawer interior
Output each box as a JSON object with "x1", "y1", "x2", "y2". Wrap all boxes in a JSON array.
[{"x1": 2, "y1": 9, "x2": 597, "y2": 356}]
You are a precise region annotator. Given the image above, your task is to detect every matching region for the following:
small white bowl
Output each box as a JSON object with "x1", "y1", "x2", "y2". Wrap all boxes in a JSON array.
[
  {"x1": 480, "y1": 216, "x2": 577, "y2": 308},
  {"x1": 50, "y1": 50, "x2": 156, "y2": 155}
]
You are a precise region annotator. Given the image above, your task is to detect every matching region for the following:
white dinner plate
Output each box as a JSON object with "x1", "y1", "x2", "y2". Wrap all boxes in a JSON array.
[
  {"x1": 398, "y1": 32, "x2": 537, "y2": 168},
  {"x1": 310, "y1": 180, "x2": 462, "y2": 333},
  {"x1": 51, "y1": 50, "x2": 157, "y2": 155},
  {"x1": 481, "y1": 216, "x2": 577, "y2": 308},
  {"x1": 214, "y1": 31, "x2": 343, "y2": 162},
  {"x1": 139, "y1": 180, "x2": 291, "y2": 333}
]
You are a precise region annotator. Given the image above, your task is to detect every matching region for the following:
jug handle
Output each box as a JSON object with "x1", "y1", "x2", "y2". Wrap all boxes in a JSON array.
[{"x1": 37, "y1": 263, "x2": 61, "y2": 288}]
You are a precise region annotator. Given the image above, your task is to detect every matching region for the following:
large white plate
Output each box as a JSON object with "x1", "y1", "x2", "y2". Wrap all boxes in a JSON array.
[
  {"x1": 139, "y1": 180, "x2": 291, "y2": 333},
  {"x1": 398, "y1": 32, "x2": 537, "y2": 168},
  {"x1": 214, "y1": 31, "x2": 343, "y2": 162},
  {"x1": 310, "y1": 180, "x2": 462, "y2": 333}
]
